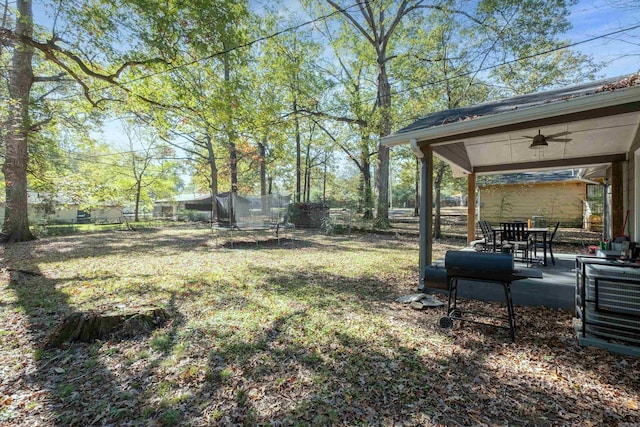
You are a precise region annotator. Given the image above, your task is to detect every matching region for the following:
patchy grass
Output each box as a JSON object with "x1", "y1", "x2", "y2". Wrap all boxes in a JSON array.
[{"x1": 0, "y1": 225, "x2": 637, "y2": 426}]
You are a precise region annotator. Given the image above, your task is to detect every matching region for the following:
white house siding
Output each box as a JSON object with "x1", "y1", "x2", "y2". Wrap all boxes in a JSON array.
[
  {"x1": 0, "y1": 203, "x2": 122, "y2": 224},
  {"x1": 91, "y1": 207, "x2": 123, "y2": 223},
  {"x1": 28, "y1": 204, "x2": 78, "y2": 224}
]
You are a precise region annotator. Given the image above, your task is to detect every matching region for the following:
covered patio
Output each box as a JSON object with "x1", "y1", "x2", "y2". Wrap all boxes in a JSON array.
[
  {"x1": 382, "y1": 75, "x2": 640, "y2": 354},
  {"x1": 382, "y1": 75, "x2": 640, "y2": 279}
]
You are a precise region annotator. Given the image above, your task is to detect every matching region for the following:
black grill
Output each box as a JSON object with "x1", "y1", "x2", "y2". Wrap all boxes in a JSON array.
[{"x1": 438, "y1": 251, "x2": 543, "y2": 341}]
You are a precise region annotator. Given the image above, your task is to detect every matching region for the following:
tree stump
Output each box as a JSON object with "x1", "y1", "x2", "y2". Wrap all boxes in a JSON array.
[{"x1": 45, "y1": 307, "x2": 170, "y2": 348}]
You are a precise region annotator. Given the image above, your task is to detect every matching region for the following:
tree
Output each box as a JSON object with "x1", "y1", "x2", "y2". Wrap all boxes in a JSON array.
[
  {"x1": 1, "y1": 0, "x2": 35, "y2": 241},
  {"x1": 310, "y1": 19, "x2": 378, "y2": 218},
  {"x1": 131, "y1": 0, "x2": 252, "y2": 218},
  {"x1": 327, "y1": 0, "x2": 422, "y2": 226},
  {"x1": 324, "y1": 0, "x2": 601, "y2": 230},
  {"x1": 0, "y1": 0, "x2": 160, "y2": 241},
  {"x1": 256, "y1": 17, "x2": 326, "y2": 203},
  {"x1": 120, "y1": 121, "x2": 180, "y2": 222},
  {"x1": 388, "y1": 0, "x2": 599, "y2": 236},
  {"x1": 0, "y1": 0, "x2": 246, "y2": 241}
]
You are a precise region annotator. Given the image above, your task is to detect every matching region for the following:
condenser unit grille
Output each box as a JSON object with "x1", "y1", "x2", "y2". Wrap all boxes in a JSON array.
[
  {"x1": 595, "y1": 278, "x2": 640, "y2": 317},
  {"x1": 577, "y1": 260, "x2": 640, "y2": 347}
]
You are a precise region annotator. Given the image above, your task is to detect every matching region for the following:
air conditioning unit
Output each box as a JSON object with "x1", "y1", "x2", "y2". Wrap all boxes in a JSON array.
[{"x1": 576, "y1": 258, "x2": 640, "y2": 348}]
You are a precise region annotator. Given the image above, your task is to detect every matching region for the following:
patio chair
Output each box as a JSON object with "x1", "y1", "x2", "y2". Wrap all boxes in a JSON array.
[
  {"x1": 475, "y1": 220, "x2": 501, "y2": 252},
  {"x1": 501, "y1": 222, "x2": 530, "y2": 264},
  {"x1": 532, "y1": 221, "x2": 560, "y2": 265}
]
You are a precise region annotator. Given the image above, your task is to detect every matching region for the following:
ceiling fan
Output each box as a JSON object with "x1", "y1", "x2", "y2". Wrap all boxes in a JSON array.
[{"x1": 523, "y1": 130, "x2": 572, "y2": 149}]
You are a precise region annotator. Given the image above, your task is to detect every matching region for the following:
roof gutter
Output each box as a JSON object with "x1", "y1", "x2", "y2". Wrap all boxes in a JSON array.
[{"x1": 381, "y1": 84, "x2": 640, "y2": 147}]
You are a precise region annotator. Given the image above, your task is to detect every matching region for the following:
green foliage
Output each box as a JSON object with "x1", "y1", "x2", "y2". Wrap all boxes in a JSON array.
[
  {"x1": 0, "y1": 0, "x2": 603, "y2": 242},
  {"x1": 159, "y1": 408, "x2": 181, "y2": 427},
  {"x1": 287, "y1": 203, "x2": 302, "y2": 225},
  {"x1": 149, "y1": 331, "x2": 172, "y2": 352},
  {"x1": 496, "y1": 192, "x2": 514, "y2": 223}
]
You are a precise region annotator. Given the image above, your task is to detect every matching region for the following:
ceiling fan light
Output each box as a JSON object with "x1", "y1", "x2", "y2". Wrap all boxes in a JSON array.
[{"x1": 529, "y1": 134, "x2": 548, "y2": 149}]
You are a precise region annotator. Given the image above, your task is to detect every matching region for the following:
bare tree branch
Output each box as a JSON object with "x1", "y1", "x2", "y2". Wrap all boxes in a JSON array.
[
  {"x1": 32, "y1": 72, "x2": 67, "y2": 82},
  {"x1": 0, "y1": 28, "x2": 189, "y2": 110},
  {"x1": 297, "y1": 107, "x2": 368, "y2": 127},
  {"x1": 327, "y1": 0, "x2": 376, "y2": 45},
  {"x1": 311, "y1": 117, "x2": 365, "y2": 172}
]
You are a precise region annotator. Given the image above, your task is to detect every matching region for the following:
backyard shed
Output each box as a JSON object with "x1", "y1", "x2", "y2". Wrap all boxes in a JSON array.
[{"x1": 153, "y1": 193, "x2": 211, "y2": 220}]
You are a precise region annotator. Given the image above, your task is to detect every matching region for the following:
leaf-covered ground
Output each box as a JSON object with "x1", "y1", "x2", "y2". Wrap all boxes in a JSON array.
[{"x1": 0, "y1": 226, "x2": 638, "y2": 426}]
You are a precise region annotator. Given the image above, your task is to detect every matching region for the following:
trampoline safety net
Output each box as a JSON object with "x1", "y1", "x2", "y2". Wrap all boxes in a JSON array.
[{"x1": 215, "y1": 192, "x2": 291, "y2": 228}]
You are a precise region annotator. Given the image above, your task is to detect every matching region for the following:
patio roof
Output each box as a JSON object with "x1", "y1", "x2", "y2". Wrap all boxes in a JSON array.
[{"x1": 382, "y1": 74, "x2": 640, "y2": 176}]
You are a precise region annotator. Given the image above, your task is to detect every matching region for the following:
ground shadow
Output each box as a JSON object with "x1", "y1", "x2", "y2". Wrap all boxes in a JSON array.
[
  {"x1": 2, "y1": 227, "x2": 637, "y2": 425},
  {"x1": 2, "y1": 242, "x2": 124, "y2": 425},
  {"x1": 1, "y1": 240, "x2": 187, "y2": 425}
]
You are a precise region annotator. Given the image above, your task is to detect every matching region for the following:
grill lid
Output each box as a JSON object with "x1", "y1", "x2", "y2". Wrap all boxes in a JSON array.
[
  {"x1": 444, "y1": 251, "x2": 542, "y2": 281},
  {"x1": 445, "y1": 251, "x2": 514, "y2": 272}
]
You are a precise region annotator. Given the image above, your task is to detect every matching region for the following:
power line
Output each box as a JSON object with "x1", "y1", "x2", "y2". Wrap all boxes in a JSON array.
[
  {"x1": 46, "y1": 2, "x2": 362, "y2": 101},
  {"x1": 48, "y1": 19, "x2": 640, "y2": 111},
  {"x1": 34, "y1": 16, "x2": 640, "y2": 143},
  {"x1": 258, "y1": 22, "x2": 640, "y2": 131},
  {"x1": 391, "y1": 22, "x2": 640, "y2": 98}
]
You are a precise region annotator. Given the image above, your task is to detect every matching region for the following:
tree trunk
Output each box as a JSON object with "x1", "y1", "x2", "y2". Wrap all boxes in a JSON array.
[
  {"x1": 229, "y1": 139, "x2": 238, "y2": 193},
  {"x1": 294, "y1": 98, "x2": 301, "y2": 203},
  {"x1": 375, "y1": 59, "x2": 391, "y2": 226},
  {"x1": 45, "y1": 307, "x2": 170, "y2": 348},
  {"x1": 359, "y1": 135, "x2": 373, "y2": 220},
  {"x1": 1, "y1": 0, "x2": 35, "y2": 242},
  {"x1": 228, "y1": 139, "x2": 238, "y2": 224},
  {"x1": 134, "y1": 181, "x2": 141, "y2": 222},
  {"x1": 304, "y1": 143, "x2": 312, "y2": 203},
  {"x1": 306, "y1": 167, "x2": 311, "y2": 203},
  {"x1": 205, "y1": 135, "x2": 218, "y2": 221},
  {"x1": 322, "y1": 151, "x2": 327, "y2": 204},
  {"x1": 434, "y1": 182, "x2": 442, "y2": 239},
  {"x1": 223, "y1": 54, "x2": 238, "y2": 195},
  {"x1": 258, "y1": 140, "x2": 268, "y2": 214},
  {"x1": 433, "y1": 160, "x2": 447, "y2": 239},
  {"x1": 362, "y1": 153, "x2": 373, "y2": 220}
]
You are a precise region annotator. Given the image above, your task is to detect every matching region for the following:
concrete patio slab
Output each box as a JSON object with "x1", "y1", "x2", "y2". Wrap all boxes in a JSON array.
[{"x1": 423, "y1": 253, "x2": 579, "y2": 312}]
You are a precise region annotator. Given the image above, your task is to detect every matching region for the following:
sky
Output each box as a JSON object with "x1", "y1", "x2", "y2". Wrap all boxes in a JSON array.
[
  {"x1": 251, "y1": 0, "x2": 640, "y2": 79},
  {"x1": 567, "y1": 0, "x2": 640, "y2": 77},
  {"x1": 28, "y1": 0, "x2": 640, "y2": 187},
  {"x1": 30, "y1": 0, "x2": 640, "y2": 87}
]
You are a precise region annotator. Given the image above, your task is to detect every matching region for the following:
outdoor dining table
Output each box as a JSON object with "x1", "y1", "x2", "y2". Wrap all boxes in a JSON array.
[
  {"x1": 492, "y1": 225, "x2": 549, "y2": 266},
  {"x1": 528, "y1": 227, "x2": 549, "y2": 267}
]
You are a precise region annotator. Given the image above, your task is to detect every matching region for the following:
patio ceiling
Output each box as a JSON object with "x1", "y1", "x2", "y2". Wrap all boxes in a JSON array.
[{"x1": 382, "y1": 75, "x2": 640, "y2": 176}]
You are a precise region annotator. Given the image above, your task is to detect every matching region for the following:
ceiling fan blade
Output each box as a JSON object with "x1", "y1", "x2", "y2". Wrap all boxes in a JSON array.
[
  {"x1": 522, "y1": 136, "x2": 534, "y2": 139},
  {"x1": 546, "y1": 131, "x2": 571, "y2": 139},
  {"x1": 547, "y1": 138, "x2": 572, "y2": 142}
]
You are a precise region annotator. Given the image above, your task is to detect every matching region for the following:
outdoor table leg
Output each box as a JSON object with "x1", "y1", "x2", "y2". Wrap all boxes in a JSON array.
[
  {"x1": 529, "y1": 229, "x2": 548, "y2": 266},
  {"x1": 492, "y1": 230, "x2": 497, "y2": 252}
]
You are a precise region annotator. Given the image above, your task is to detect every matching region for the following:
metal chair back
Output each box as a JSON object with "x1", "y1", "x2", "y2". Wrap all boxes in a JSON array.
[
  {"x1": 478, "y1": 220, "x2": 493, "y2": 242},
  {"x1": 501, "y1": 222, "x2": 528, "y2": 243}
]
